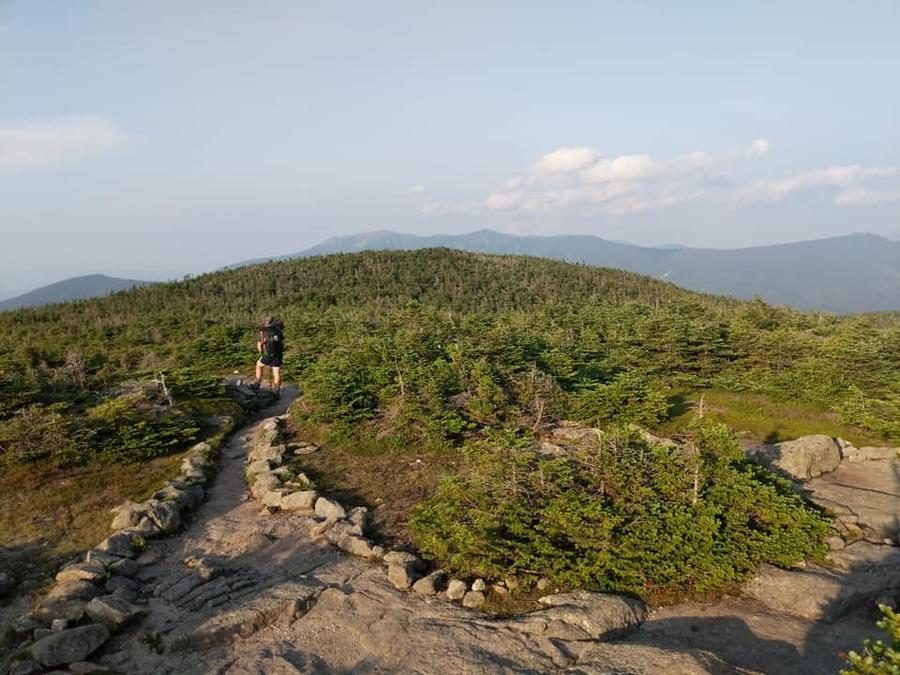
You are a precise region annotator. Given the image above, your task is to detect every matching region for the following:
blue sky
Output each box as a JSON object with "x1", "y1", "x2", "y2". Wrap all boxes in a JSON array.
[{"x1": 1, "y1": 1, "x2": 898, "y2": 293}]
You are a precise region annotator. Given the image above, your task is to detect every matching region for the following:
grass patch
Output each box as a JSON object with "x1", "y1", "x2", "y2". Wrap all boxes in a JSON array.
[
  {"x1": 0, "y1": 451, "x2": 188, "y2": 586},
  {"x1": 286, "y1": 412, "x2": 460, "y2": 547},
  {"x1": 659, "y1": 389, "x2": 889, "y2": 447}
]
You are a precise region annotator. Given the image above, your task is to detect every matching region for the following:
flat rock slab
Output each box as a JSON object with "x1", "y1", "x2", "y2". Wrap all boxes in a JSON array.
[{"x1": 807, "y1": 459, "x2": 900, "y2": 542}]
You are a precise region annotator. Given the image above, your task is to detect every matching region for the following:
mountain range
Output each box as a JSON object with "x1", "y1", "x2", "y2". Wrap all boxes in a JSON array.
[
  {"x1": 4, "y1": 231, "x2": 899, "y2": 314},
  {"x1": 0, "y1": 274, "x2": 150, "y2": 312},
  {"x1": 236, "y1": 229, "x2": 900, "y2": 314}
]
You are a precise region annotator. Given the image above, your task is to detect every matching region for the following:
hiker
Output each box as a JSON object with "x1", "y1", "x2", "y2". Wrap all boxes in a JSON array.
[{"x1": 253, "y1": 315, "x2": 284, "y2": 394}]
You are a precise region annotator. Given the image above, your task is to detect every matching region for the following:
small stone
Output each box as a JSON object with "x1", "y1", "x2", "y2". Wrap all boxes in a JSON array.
[
  {"x1": 462, "y1": 591, "x2": 486, "y2": 608},
  {"x1": 314, "y1": 497, "x2": 347, "y2": 521},
  {"x1": 294, "y1": 444, "x2": 320, "y2": 455},
  {"x1": 536, "y1": 578, "x2": 550, "y2": 591},
  {"x1": 370, "y1": 545, "x2": 385, "y2": 560},
  {"x1": 387, "y1": 564, "x2": 419, "y2": 590},
  {"x1": 348, "y1": 506, "x2": 368, "y2": 528},
  {"x1": 446, "y1": 579, "x2": 467, "y2": 600},
  {"x1": 331, "y1": 533, "x2": 378, "y2": 559},
  {"x1": 412, "y1": 571, "x2": 447, "y2": 595},
  {"x1": 472, "y1": 578, "x2": 486, "y2": 592},
  {"x1": 492, "y1": 584, "x2": 509, "y2": 596},
  {"x1": 31, "y1": 624, "x2": 110, "y2": 668},
  {"x1": 280, "y1": 490, "x2": 318, "y2": 511},
  {"x1": 51, "y1": 619, "x2": 68, "y2": 632}
]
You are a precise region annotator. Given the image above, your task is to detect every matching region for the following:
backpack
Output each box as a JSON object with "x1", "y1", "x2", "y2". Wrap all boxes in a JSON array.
[{"x1": 260, "y1": 323, "x2": 284, "y2": 358}]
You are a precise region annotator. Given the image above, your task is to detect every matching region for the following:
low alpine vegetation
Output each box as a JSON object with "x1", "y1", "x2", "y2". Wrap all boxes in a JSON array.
[{"x1": 410, "y1": 421, "x2": 831, "y2": 601}]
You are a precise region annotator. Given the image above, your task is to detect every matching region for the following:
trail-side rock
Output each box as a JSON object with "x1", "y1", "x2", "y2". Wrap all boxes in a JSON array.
[
  {"x1": 32, "y1": 598, "x2": 87, "y2": 624},
  {"x1": 328, "y1": 531, "x2": 379, "y2": 559},
  {"x1": 85, "y1": 594, "x2": 144, "y2": 631},
  {"x1": 249, "y1": 444, "x2": 284, "y2": 464},
  {"x1": 382, "y1": 551, "x2": 422, "y2": 569},
  {"x1": 387, "y1": 564, "x2": 419, "y2": 590},
  {"x1": 246, "y1": 459, "x2": 273, "y2": 477},
  {"x1": 261, "y1": 489, "x2": 290, "y2": 509},
  {"x1": 412, "y1": 571, "x2": 447, "y2": 595},
  {"x1": 513, "y1": 591, "x2": 649, "y2": 640},
  {"x1": 54, "y1": 562, "x2": 105, "y2": 585},
  {"x1": 148, "y1": 501, "x2": 181, "y2": 534},
  {"x1": 108, "y1": 558, "x2": 138, "y2": 577},
  {"x1": 749, "y1": 434, "x2": 841, "y2": 480},
  {"x1": 48, "y1": 580, "x2": 103, "y2": 602},
  {"x1": 446, "y1": 579, "x2": 467, "y2": 600},
  {"x1": 109, "y1": 501, "x2": 149, "y2": 530},
  {"x1": 314, "y1": 497, "x2": 347, "y2": 521},
  {"x1": 104, "y1": 576, "x2": 140, "y2": 603},
  {"x1": 280, "y1": 490, "x2": 318, "y2": 511},
  {"x1": 249, "y1": 471, "x2": 281, "y2": 500},
  {"x1": 30, "y1": 623, "x2": 109, "y2": 668},
  {"x1": 96, "y1": 531, "x2": 142, "y2": 559},
  {"x1": 462, "y1": 591, "x2": 485, "y2": 608},
  {"x1": 471, "y1": 578, "x2": 486, "y2": 592}
]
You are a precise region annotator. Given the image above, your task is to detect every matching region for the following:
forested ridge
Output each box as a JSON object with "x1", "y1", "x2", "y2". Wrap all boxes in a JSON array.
[{"x1": 2, "y1": 248, "x2": 898, "y2": 602}]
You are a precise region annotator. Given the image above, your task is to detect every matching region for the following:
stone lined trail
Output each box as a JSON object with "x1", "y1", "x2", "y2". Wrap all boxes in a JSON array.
[{"x1": 85, "y1": 389, "x2": 730, "y2": 674}]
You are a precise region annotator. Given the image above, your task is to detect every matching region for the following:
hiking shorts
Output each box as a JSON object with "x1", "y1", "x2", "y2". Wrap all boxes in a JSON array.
[{"x1": 259, "y1": 354, "x2": 283, "y2": 368}]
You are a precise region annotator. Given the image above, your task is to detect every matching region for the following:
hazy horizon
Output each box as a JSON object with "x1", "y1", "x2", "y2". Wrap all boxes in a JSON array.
[{"x1": 2, "y1": 1, "x2": 899, "y2": 290}]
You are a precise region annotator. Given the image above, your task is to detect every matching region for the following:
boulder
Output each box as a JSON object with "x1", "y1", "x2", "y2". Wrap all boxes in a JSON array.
[
  {"x1": 446, "y1": 579, "x2": 467, "y2": 600},
  {"x1": 30, "y1": 624, "x2": 109, "y2": 668},
  {"x1": 314, "y1": 497, "x2": 347, "y2": 521},
  {"x1": 412, "y1": 571, "x2": 447, "y2": 596},
  {"x1": 51, "y1": 619, "x2": 68, "y2": 632},
  {"x1": 85, "y1": 595, "x2": 143, "y2": 631},
  {"x1": 472, "y1": 578, "x2": 486, "y2": 592},
  {"x1": 55, "y1": 562, "x2": 106, "y2": 585},
  {"x1": 32, "y1": 599, "x2": 88, "y2": 624},
  {"x1": 280, "y1": 490, "x2": 318, "y2": 511},
  {"x1": 47, "y1": 580, "x2": 103, "y2": 602},
  {"x1": 462, "y1": 591, "x2": 486, "y2": 608},
  {"x1": 293, "y1": 443, "x2": 320, "y2": 455},
  {"x1": 329, "y1": 532, "x2": 378, "y2": 559},
  {"x1": 750, "y1": 435, "x2": 842, "y2": 480},
  {"x1": 513, "y1": 591, "x2": 648, "y2": 640}
]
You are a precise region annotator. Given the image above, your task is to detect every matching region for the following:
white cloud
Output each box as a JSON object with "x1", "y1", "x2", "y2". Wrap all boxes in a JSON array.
[
  {"x1": 532, "y1": 147, "x2": 598, "y2": 174},
  {"x1": 0, "y1": 117, "x2": 126, "y2": 173},
  {"x1": 747, "y1": 138, "x2": 770, "y2": 157},
  {"x1": 748, "y1": 165, "x2": 900, "y2": 204},
  {"x1": 407, "y1": 184, "x2": 426, "y2": 195},
  {"x1": 424, "y1": 140, "x2": 900, "y2": 219}
]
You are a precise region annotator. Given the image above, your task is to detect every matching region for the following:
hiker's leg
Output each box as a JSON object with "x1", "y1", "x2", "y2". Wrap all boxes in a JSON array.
[
  {"x1": 254, "y1": 359, "x2": 263, "y2": 385},
  {"x1": 272, "y1": 366, "x2": 282, "y2": 391}
]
